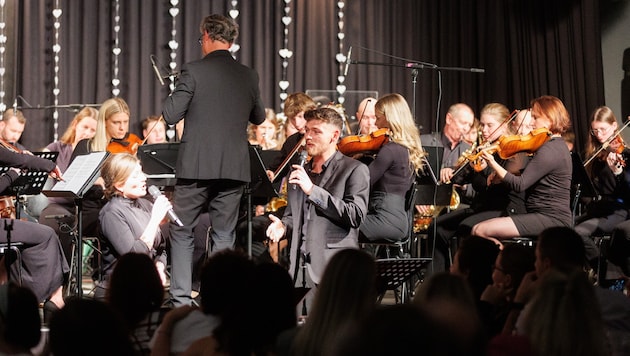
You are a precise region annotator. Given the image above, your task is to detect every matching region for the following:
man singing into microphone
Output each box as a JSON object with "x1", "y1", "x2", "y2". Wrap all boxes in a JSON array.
[{"x1": 266, "y1": 107, "x2": 369, "y2": 310}]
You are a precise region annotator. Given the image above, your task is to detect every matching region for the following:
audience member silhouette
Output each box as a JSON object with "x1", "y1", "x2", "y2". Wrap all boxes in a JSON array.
[
  {"x1": 450, "y1": 236, "x2": 500, "y2": 300},
  {"x1": 413, "y1": 272, "x2": 486, "y2": 355},
  {"x1": 479, "y1": 244, "x2": 534, "y2": 337},
  {"x1": 289, "y1": 249, "x2": 377, "y2": 356},
  {"x1": 150, "y1": 249, "x2": 256, "y2": 355},
  {"x1": 107, "y1": 252, "x2": 167, "y2": 355},
  {"x1": 0, "y1": 283, "x2": 41, "y2": 355},
  {"x1": 183, "y1": 262, "x2": 297, "y2": 356},
  {"x1": 48, "y1": 298, "x2": 135, "y2": 356}
]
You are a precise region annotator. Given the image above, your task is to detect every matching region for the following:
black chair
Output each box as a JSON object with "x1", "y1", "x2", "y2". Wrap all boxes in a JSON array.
[{"x1": 361, "y1": 182, "x2": 432, "y2": 303}]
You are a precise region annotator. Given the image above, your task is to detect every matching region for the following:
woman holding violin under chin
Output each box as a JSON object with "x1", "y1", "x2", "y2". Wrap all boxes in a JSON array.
[
  {"x1": 426, "y1": 104, "x2": 531, "y2": 268},
  {"x1": 471, "y1": 95, "x2": 573, "y2": 246},
  {"x1": 574, "y1": 106, "x2": 630, "y2": 266},
  {"x1": 357, "y1": 93, "x2": 425, "y2": 242}
]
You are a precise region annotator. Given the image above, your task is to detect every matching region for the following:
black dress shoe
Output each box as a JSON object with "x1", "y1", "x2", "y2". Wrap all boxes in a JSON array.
[{"x1": 43, "y1": 300, "x2": 60, "y2": 325}]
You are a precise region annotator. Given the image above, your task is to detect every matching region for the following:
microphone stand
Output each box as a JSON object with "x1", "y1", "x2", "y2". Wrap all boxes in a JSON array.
[
  {"x1": 349, "y1": 60, "x2": 484, "y2": 121},
  {"x1": 16, "y1": 103, "x2": 101, "y2": 113}
]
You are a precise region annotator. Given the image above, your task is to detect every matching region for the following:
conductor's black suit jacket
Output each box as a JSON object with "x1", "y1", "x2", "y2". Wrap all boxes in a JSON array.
[{"x1": 162, "y1": 49, "x2": 266, "y2": 182}]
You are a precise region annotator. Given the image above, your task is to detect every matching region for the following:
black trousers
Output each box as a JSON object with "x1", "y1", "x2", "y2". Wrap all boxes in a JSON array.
[{"x1": 169, "y1": 178, "x2": 245, "y2": 306}]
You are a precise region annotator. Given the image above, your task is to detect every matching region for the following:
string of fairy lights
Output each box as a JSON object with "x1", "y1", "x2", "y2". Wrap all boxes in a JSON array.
[
  {"x1": 0, "y1": 0, "x2": 6, "y2": 114},
  {"x1": 168, "y1": 0, "x2": 179, "y2": 93},
  {"x1": 6, "y1": 2, "x2": 349, "y2": 139},
  {"x1": 111, "y1": 0, "x2": 121, "y2": 97},
  {"x1": 52, "y1": 0, "x2": 61, "y2": 141},
  {"x1": 228, "y1": 1, "x2": 240, "y2": 57},
  {"x1": 336, "y1": 0, "x2": 347, "y2": 105},
  {"x1": 278, "y1": 0, "x2": 292, "y2": 110}
]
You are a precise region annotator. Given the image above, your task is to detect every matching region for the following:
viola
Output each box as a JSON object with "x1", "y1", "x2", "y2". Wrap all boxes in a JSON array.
[
  {"x1": 107, "y1": 133, "x2": 144, "y2": 154},
  {"x1": 465, "y1": 128, "x2": 552, "y2": 165},
  {"x1": 337, "y1": 128, "x2": 389, "y2": 156}
]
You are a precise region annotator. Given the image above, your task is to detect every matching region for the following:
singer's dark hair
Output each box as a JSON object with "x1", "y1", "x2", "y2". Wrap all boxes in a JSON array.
[
  {"x1": 304, "y1": 107, "x2": 344, "y2": 131},
  {"x1": 100, "y1": 153, "x2": 141, "y2": 200}
]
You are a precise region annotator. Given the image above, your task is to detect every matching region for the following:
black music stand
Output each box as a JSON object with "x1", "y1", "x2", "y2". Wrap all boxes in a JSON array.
[
  {"x1": 375, "y1": 258, "x2": 431, "y2": 303},
  {"x1": 137, "y1": 143, "x2": 179, "y2": 175},
  {"x1": 0, "y1": 151, "x2": 59, "y2": 220},
  {"x1": 244, "y1": 146, "x2": 278, "y2": 256},
  {"x1": 571, "y1": 151, "x2": 598, "y2": 224},
  {"x1": 43, "y1": 151, "x2": 108, "y2": 298}
]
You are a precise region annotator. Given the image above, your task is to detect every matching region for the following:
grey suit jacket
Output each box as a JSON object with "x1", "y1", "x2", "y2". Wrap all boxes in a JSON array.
[
  {"x1": 162, "y1": 49, "x2": 265, "y2": 181},
  {"x1": 282, "y1": 151, "x2": 370, "y2": 284}
]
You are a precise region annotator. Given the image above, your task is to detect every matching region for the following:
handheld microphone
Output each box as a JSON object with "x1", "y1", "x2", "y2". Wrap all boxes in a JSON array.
[
  {"x1": 150, "y1": 55, "x2": 165, "y2": 86},
  {"x1": 12, "y1": 98, "x2": 17, "y2": 113},
  {"x1": 343, "y1": 46, "x2": 353, "y2": 76},
  {"x1": 148, "y1": 185, "x2": 183, "y2": 226},
  {"x1": 292, "y1": 150, "x2": 309, "y2": 190}
]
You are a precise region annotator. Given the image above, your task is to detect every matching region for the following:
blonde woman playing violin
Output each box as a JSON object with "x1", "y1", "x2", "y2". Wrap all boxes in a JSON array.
[
  {"x1": 472, "y1": 96, "x2": 573, "y2": 248},
  {"x1": 574, "y1": 106, "x2": 630, "y2": 267},
  {"x1": 359, "y1": 93, "x2": 424, "y2": 242}
]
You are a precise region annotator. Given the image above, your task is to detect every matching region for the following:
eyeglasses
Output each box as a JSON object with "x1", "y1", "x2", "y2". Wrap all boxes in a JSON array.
[
  {"x1": 590, "y1": 126, "x2": 613, "y2": 136},
  {"x1": 198, "y1": 35, "x2": 203, "y2": 45}
]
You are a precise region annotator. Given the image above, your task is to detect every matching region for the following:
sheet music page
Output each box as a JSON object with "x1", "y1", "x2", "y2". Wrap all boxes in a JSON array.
[{"x1": 50, "y1": 151, "x2": 108, "y2": 196}]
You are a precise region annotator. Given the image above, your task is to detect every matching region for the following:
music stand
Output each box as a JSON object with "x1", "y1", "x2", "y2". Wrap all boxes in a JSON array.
[
  {"x1": 0, "y1": 151, "x2": 59, "y2": 219},
  {"x1": 571, "y1": 151, "x2": 598, "y2": 224},
  {"x1": 375, "y1": 258, "x2": 431, "y2": 303},
  {"x1": 137, "y1": 143, "x2": 179, "y2": 175},
  {"x1": 244, "y1": 146, "x2": 278, "y2": 256},
  {"x1": 43, "y1": 151, "x2": 108, "y2": 298}
]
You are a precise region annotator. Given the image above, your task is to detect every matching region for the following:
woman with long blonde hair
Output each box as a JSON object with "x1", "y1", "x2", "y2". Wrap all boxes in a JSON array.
[{"x1": 359, "y1": 93, "x2": 424, "y2": 241}]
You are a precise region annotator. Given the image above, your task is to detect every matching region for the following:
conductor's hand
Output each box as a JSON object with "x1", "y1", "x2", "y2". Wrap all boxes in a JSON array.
[
  {"x1": 289, "y1": 164, "x2": 314, "y2": 195},
  {"x1": 440, "y1": 167, "x2": 454, "y2": 184},
  {"x1": 151, "y1": 195, "x2": 173, "y2": 222},
  {"x1": 266, "y1": 214, "x2": 286, "y2": 243}
]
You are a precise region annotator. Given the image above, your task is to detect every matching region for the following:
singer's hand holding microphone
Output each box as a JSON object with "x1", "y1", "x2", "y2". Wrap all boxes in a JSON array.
[{"x1": 289, "y1": 151, "x2": 312, "y2": 194}]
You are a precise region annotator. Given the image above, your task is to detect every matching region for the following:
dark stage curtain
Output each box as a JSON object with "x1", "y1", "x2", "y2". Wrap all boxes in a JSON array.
[{"x1": 13, "y1": 0, "x2": 602, "y2": 152}]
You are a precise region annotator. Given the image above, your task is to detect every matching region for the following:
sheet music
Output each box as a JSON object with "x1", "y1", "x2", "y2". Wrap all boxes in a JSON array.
[{"x1": 46, "y1": 151, "x2": 108, "y2": 197}]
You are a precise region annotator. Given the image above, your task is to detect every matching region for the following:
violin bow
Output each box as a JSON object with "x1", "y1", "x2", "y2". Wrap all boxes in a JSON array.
[{"x1": 451, "y1": 109, "x2": 519, "y2": 178}]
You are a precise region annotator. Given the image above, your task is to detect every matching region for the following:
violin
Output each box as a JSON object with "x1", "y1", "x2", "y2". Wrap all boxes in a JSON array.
[
  {"x1": 464, "y1": 128, "x2": 552, "y2": 168},
  {"x1": 0, "y1": 137, "x2": 23, "y2": 153},
  {"x1": 107, "y1": 133, "x2": 144, "y2": 154},
  {"x1": 584, "y1": 120, "x2": 630, "y2": 167},
  {"x1": 337, "y1": 128, "x2": 389, "y2": 156}
]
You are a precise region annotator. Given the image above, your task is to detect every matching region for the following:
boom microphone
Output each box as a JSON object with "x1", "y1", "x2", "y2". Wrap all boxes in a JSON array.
[{"x1": 148, "y1": 185, "x2": 183, "y2": 226}]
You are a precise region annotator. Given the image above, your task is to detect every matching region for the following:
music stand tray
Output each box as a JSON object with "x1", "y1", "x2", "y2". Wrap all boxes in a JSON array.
[
  {"x1": 0, "y1": 151, "x2": 59, "y2": 196},
  {"x1": 376, "y1": 258, "x2": 431, "y2": 292},
  {"x1": 137, "y1": 143, "x2": 179, "y2": 175}
]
